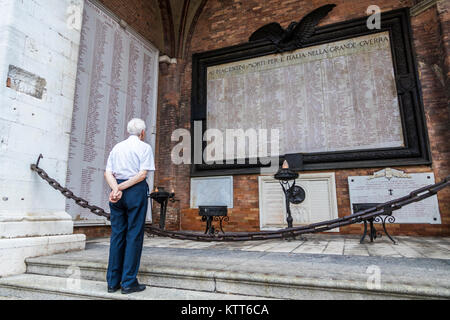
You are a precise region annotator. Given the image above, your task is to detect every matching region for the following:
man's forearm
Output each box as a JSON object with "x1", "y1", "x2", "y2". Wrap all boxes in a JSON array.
[
  {"x1": 104, "y1": 171, "x2": 119, "y2": 191},
  {"x1": 118, "y1": 170, "x2": 148, "y2": 191}
]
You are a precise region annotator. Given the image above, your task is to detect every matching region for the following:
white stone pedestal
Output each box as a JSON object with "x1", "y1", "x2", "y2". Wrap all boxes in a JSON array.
[
  {"x1": 0, "y1": 234, "x2": 86, "y2": 277},
  {"x1": 0, "y1": 211, "x2": 86, "y2": 277},
  {"x1": 0, "y1": 212, "x2": 75, "y2": 239}
]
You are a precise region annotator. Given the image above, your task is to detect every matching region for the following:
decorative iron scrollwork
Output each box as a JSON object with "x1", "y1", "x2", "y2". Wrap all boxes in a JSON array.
[{"x1": 374, "y1": 215, "x2": 397, "y2": 244}]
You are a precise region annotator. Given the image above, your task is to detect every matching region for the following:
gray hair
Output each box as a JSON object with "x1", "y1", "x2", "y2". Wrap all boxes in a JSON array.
[{"x1": 127, "y1": 118, "x2": 146, "y2": 136}]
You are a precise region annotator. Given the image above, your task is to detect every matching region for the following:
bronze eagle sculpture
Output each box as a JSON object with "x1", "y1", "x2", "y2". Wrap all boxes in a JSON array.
[{"x1": 249, "y1": 4, "x2": 337, "y2": 52}]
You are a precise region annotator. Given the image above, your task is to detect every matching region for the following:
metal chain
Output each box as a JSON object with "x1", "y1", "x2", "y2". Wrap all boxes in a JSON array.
[
  {"x1": 30, "y1": 154, "x2": 450, "y2": 242},
  {"x1": 30, "y1": 155, "x2": 110, "y2": 220}
]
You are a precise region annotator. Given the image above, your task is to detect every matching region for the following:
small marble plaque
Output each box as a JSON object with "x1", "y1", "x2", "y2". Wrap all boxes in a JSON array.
[
  {"x1": 348, "y1": 169, "x2": 441, "y2": 224},
  {"x1": 259, "y1": 173, "x2": 339, "y2": 231},
  {"x1": 190, "y1": 176, "x2": 233, "y2": 208}
]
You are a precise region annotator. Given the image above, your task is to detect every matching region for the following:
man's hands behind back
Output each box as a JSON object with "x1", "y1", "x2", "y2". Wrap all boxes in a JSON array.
[{"x1": 109, "y1": 189, "x2": 123, "y2": 203}]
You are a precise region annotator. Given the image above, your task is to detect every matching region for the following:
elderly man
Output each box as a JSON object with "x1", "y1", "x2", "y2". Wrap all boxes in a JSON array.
[{"x1": 104, "y1": 118, "x2": 155, "y2": 294}]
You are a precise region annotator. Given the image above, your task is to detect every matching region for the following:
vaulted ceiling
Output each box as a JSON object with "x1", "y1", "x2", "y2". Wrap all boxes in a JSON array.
[
  {"x1": 163, "y1": 0, "x2": 207, "y2": 58},
  {"x1": 98, "y1": 0, "x2": 207, "y2": 59}
]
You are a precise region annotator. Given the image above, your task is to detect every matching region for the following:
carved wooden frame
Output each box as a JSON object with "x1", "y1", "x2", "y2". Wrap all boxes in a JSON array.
[{"x1": 191, "y1": 8, "x2": 431, "y2": 177}]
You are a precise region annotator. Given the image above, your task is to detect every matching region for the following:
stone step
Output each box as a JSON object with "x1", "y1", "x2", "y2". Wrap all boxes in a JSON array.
[
  {"x1": 0, "y1": 295, "x2": 23, "y2": 300},
  {"x1": 24, "y1": 248, "x2": 450, "y2": 300},
  {"x1": 0, "y1": 274, "x2": 269, "y2": 300}
]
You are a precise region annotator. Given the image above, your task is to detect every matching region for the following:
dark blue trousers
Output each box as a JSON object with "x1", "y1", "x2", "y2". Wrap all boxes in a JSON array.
[{"x1": 107, "y1": 179, "x2": 149, "y2": 288}]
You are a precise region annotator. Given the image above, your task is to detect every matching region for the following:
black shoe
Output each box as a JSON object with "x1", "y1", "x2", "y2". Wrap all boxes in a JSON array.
[
  {"x1": 107, "y1": 285, "x2": 121, "y2": 293},
  {"x1": 121, "y1": 283, "x2": 146, "y2": 294}
]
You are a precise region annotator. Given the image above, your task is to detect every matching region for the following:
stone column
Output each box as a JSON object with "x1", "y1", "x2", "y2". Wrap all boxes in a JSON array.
[
  {"x1": 153, "y1": 60, "x2": 185, "y2": 231},
  {"x1": 0, "y1": 0, "x2": 86, "y2": 277}
]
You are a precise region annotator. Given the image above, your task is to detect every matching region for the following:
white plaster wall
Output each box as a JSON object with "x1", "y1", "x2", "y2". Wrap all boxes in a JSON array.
[{"x1": 0, "y1": 0, "x2": 85, "y2": 238}]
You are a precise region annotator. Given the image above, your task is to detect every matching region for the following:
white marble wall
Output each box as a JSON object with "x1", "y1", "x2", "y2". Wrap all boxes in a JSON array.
[{"x1": 0, "y1": 0, "x2": 86, "y2": 276}]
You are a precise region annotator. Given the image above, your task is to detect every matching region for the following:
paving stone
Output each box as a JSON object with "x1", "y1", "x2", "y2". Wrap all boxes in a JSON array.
[
  {"x1": 264, "y1": 241, "x2": 304, "y2": 253},
  {"x1": 391, "y1": 245, "x2": 425, "y2": 258},
  {"x1": 323, "y1": 242, "x2": 345, "y2": 255},
  {"x1": 292, "y1": 244, "x2": 326, "y2": 254}
]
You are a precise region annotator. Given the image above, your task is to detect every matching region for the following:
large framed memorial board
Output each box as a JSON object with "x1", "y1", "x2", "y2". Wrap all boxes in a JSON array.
[
  {"x1": 191, "y1": 8, "x2": 431, "y2": 176},
  {"x1": 66, "y1": 0, "x2": 159, "y2": 225}
]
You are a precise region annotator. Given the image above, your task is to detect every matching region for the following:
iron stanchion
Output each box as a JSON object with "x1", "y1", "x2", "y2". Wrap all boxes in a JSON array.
[
  {"x1": 149, "y1": 187, "x2": 175, "y2": 230},
  {"x1": 274, "y1": 160, "x2": 306, "y2": 239}
]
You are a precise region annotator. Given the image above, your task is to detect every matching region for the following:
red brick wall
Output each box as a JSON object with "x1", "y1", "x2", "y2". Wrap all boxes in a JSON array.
[
  {"x1": 436, "y1": 0, "x2": 450, "y2": 115},
  {"x1": 74, "y1": 226, "x2": 111, "y2": 240},
  {"x1": 164, "y1": 0, "x2": 450, "y2": 236},
  {"x1": 80, "y1": 0, "x2": 449, "y2": 237},
  {"x1": 97, "y1": 0, "x2": 165, "y2": 51}
]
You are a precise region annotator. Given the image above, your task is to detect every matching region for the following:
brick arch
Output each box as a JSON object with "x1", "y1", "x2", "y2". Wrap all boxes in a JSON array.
[
  {"x1": 158, "y1": 0, "x2": 177, "y2": 56},
  {"x1": 182, "y1": 0, "x2": 208, "y2": 61}
]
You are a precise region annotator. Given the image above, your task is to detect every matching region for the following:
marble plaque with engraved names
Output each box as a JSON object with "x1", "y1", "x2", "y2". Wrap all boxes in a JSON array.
[
  {"x1": 65, "y1": 0, "x2": 159, "y2": 225},
  {"x1": 190, "y1": 177, "x2": 233, "y2": 208},
  {"x1": 348, "y1": 171, "x2": 441, "y2": 224},
  {"x1": 207, "y1": 32, "x2": 404, "y2": 160}
]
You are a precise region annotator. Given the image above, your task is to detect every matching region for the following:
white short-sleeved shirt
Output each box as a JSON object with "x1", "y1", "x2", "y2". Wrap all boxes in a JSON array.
[{"x1": 106, "y1": 135, "x2": 155, "y2": 180}]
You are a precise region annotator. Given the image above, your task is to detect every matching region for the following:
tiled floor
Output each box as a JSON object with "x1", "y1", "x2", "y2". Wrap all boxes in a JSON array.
[{"x1": 89, "y1": 234, "x2": 450, "y2": 260}]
